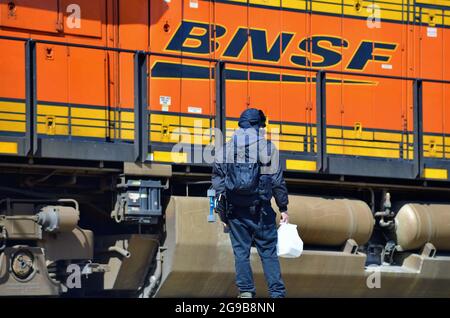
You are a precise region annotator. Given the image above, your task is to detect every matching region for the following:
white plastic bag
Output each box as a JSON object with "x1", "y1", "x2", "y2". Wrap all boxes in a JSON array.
[{"x1": 276, "y1": 223, "x2": 303, "y2": 258}]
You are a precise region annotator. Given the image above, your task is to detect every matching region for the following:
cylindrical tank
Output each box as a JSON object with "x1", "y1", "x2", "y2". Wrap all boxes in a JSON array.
[
  {"x1": 283, "y1": 196, "x2": 374, "y2": 246},
  {"x1": 395, "y1": 203, "x2": 450, "y2": 251},
  {"x1": 36, "y1": 205, "x2": 79, "y2": 232}
]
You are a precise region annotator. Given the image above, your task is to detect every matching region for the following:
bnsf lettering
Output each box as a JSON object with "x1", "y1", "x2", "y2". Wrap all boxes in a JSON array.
[
  {"x1": 347, "y1": 41, "x2": 397, "y2": 70},
  {"x1": 291, "y1": 36, "x2": 349, "y2": 68},
  {"x1": 166, "y1": 21, "x2": 226, "y2": 54},
  {"x1": 166, "y1": 21, "x2": 398, "y2": 72},
  {"x1": 223, "y1": 28, "x2": 294, "y2": 62}
]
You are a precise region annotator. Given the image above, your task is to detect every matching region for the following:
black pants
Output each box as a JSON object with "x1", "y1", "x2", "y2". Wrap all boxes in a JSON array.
[{"x1": 227, "y1": 206, "x2": 286, "y2": 298}]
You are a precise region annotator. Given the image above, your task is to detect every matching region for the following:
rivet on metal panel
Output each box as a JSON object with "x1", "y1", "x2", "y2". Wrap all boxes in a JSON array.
[{"x1": 163, "y1": 21, "x2": 170, "y2": 33}]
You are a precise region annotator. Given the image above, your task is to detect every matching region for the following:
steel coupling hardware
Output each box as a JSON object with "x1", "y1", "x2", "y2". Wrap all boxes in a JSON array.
[
  {"x1": 112, "y1": 179, "x2": 164, "y2": 224},
  {"x1": 11, "y1": 249, "x2": 35, "y2": 281}
]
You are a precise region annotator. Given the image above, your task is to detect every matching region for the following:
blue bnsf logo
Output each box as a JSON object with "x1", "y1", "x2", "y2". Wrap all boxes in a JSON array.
[{"x1": 165, "y1": 21, "x2": 397, "y2": 72}]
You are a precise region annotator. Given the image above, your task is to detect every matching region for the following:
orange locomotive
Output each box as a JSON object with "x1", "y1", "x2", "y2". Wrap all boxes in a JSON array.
[
  {"x1": 0, "y1": 0, "x2": 449, "y2": 178},
  {"x1": 1, "y1": 0, "x2": 450, "y2": 297}
]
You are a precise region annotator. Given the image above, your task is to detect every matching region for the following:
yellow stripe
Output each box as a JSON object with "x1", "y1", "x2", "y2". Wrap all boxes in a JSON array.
[
  {"x1": 38, "y1": 105, "x2": 68, "y2": 117},
  {"x1": 327, "y1": 143, "x2": 400, "y2": 158},
  {"x1": 152, "y1": 151, "x2": 187, "y2": 163},
  {"x1": 71, "y1": 126, "x2": 108, "y2": 138},
  {"x1": 416, "y1": 0, "x2": 450, "y2": 7},
  {"x1": 281, "y1": 124, "x2": 306, "y2": 136},
  {"x1": 226, "y1": 120, "x2": 239, "y2": 130},
  {"x1": 151, "y1": 114, "x2": 180, "y2": 125},
  {"x1": 0, "y1": 101, "x2": 25, "y2": 113},
  {"x1": 71, "y1": 107, "x2": 107, "y2": 120},
  {"x1": 286, "y1": 159, "x2": 317, "y2": 171},
  {"x1": 0, "y1": 103, "x2": 449, "y2": 163},
  {"x1": 423, "y1": 168, "x2": 448, "y2": 180},
  {"x1": 283, "y1": 0, "x2": 306, "y2": 10},
  {"x1": 0, "y1": 113, "x2": 26, "y2": 121},
  {"x1": 71, "y1": 118, "x2": 107, "y2": 128},
  {"x1": 342, "y1": 129, "x2": 375, "y2": 141},
  {"x1": 279, "y1": 141, "x2": 304, "y2": 152},
  {"x1": 313, "y1": 1, "x2": 342, "y2": 15},
  {"x1": 37, "y1": 115, "x2": 68, "y2": 125},
  {"x1": 329, "y1": 138, "x2": 400, "y2": 150},
  {"x1": 119, "y1": 130, "x2": 134, "y2": 140},
  {"x1": 0, "y1": 121, "x2": 25, "y2": 132},
  {"x1": 326, "y1": 128, "x2": 342, "y2": 138},
  {"x1": 0, "y1": 141, "x2": 18, "y2": 154},
  {"x1": 37, "y1": 123, "x2": 69, "y2": 135},
  {"x1": 249, "y1": 0, "x2": 281, "y2": 6},
  {"x1": 374, "y1": 131, "x2": 403, "y2": 143},
  {"x1": 180, "y1": 116, "x2": 211, "y2": 128},
  {"x1": 272, "y1": 134, "x2": 304, "y2": 142},
  {"x1": 225, "y1": 0, "x2": 450, "y2": 26},
  {"x1": 114, "y1": 111, "x2": 134, "y2": 122}
]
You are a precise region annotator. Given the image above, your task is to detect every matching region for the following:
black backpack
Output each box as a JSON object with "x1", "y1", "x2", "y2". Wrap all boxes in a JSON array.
[{"x1": 224, "y1": 136, "x2": 261, "y2": 208}]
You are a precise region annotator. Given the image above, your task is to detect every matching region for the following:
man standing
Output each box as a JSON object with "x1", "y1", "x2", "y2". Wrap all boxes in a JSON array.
[{"x1": 212, "y1": 108, "x2": 289, "y2": 298}]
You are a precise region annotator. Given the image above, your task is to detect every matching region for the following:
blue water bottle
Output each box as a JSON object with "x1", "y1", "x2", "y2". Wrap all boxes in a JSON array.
[{"x1": 207, "y1": 189, "x2": 216, "y2": 222}]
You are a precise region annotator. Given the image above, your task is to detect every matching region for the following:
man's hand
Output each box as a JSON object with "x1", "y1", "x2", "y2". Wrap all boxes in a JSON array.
[
  {"x1": 215, "y1": 195, "x2": 228, "y2": 225},
  {"x1": 280, "y1": 212, "x2": 289, "y2": 224}
]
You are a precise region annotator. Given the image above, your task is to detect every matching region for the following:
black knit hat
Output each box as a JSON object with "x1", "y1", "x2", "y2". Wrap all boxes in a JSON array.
[{"x1": 238, "y1": 108, "x2": 267, "y2": 128}]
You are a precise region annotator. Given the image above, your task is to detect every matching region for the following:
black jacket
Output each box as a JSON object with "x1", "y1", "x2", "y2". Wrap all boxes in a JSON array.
[{"x1": 212, "y1": 126, "x2": 289, "y2": 214}]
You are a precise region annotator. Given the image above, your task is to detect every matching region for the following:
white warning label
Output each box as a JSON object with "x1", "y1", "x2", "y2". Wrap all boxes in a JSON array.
[
  {"x1": 427, "y1": 27, "x2": 437, "y2": 38},
  {"x1": 160, "y1": 95, "x2": 171, "y2": 106},
  {"x1": 188, "y1": 106, "x2": 202, "y2": 114},
  {"x1": 190, "y1": 0, "x2": 198, "y2": 9}
]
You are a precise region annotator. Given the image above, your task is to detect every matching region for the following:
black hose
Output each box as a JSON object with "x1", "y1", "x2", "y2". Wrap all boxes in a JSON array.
[{"x1": 0, "y1": 227, "x2": 7, "y2": 251}]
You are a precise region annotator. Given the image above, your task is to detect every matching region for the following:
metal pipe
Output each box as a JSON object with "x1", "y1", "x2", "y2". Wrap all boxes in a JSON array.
[
  {"x1": 379, "y1": 219, "x2": 394, "y2": 228},
  {"x1": 107, "y1": 246, "x2": 131, "y2": 258},
  {"x1": 24, "y1": 170, "x2": 56, "y2": 187},
  {"x1": 141, "y1": 247, "x2": 163, "y2": 298},
  {"x1": 374, "y1": 211, "x2": 390, "y2": 217},
  {"x1": 111, "y1": 198, "x2": 125, "y2": 223},
  {"x1": 57, "y1": 199, "x2": 79, "y2": 213},
  {"x1": 0, "y1": 227, "x2": 6, "y2": 251}
]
